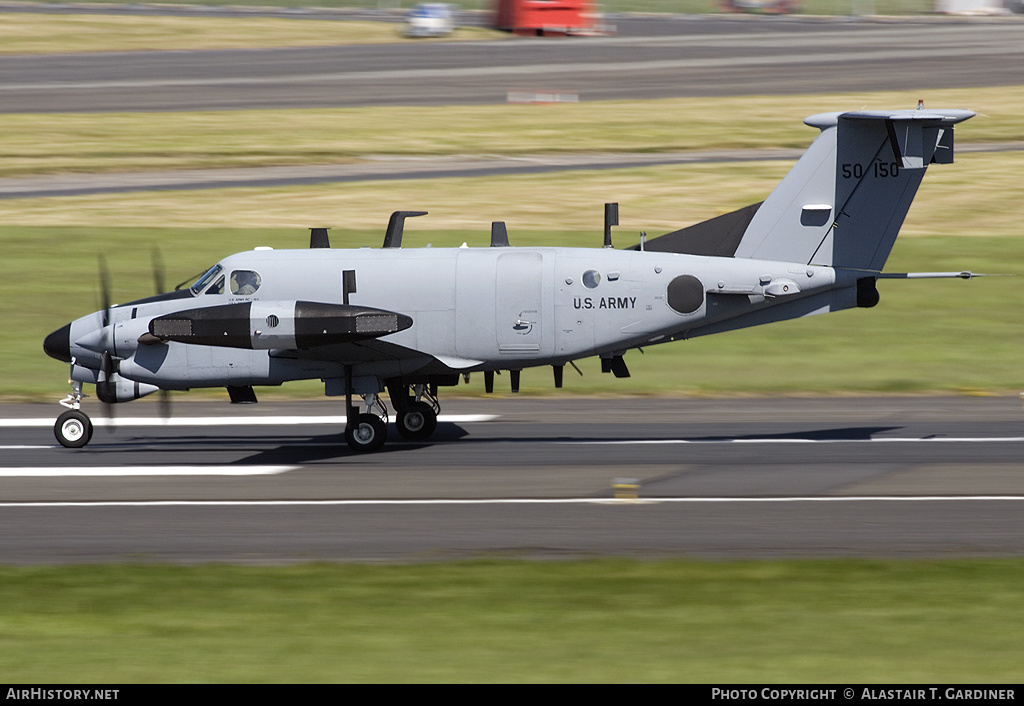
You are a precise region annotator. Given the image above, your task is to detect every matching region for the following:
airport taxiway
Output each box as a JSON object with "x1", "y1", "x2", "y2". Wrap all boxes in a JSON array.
[{"x1": 2, "y1": 16, "x2": 1023, "y2": 112}]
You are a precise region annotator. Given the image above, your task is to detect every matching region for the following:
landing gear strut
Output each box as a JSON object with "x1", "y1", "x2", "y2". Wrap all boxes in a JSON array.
[
  {"x1": 341, "y1": 373, "x2": 446, "y2": 452},
  {"x1": 54, "y1": 379, "x2": 93, "y2": 448}
]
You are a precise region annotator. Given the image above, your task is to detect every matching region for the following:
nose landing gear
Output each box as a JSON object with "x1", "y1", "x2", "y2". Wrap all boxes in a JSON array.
[
  {"x1": 55, "y1": 409, "x2": 93, "y2": 448},
  {"x1": 55, "y1": 378, "x2": 93, "y2": 448}
]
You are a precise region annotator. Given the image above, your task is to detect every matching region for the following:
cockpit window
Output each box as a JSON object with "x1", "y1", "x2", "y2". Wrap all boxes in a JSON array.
[
  {"x1": 206, "y1": 276, "x2": 224, "y2": 295},
  {"x1": 187, "y1": 265, "x2": 223, "y2": 296},
  {"x1": 230, "y1": 270, "x2": 261, "y2": 296}
]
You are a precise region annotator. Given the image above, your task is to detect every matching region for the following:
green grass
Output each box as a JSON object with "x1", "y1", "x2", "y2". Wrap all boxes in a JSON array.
[
  {"x1": 0, "y1": 559, "x2": 1021, "y2": 682},
  {"x1": 2, "y1": 88, "x2": 1021, "y2": 177},
  {"x1": 0, "y1": 14, "x2": 503, "y2": 54},
  {"x1": 3, "y1": 148, "x2": 1023, "y2": 232}
]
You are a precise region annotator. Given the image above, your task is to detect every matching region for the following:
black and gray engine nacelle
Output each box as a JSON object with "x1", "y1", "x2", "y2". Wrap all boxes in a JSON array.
[
  {"x1": 96, "y1": 373, "x2": 161, "y2": 404},
  {"x1": 148, "y1": 300, "x2": 413, "y2": 350}
]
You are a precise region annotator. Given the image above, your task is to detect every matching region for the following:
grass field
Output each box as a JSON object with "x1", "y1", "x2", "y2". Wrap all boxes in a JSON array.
[
  {"x1": 3, "y1": 89, "x2": 1023, "y2": 177},
  {"x1": 1, "y1": 559, "x2": 1022, "y2": 682},
  {"x1": 0, "y1": 13, "x2": 503, "y2": 54}
]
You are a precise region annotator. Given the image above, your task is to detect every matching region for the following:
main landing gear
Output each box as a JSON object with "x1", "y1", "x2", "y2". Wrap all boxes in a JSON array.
[
  {"x1": 342, "y1": 378, "x2": 441, "y2": 453},
  {"x1": 392, "y1": 383, "x2": 439, "y2": 441},
  {"x1": 344, "y1": 412, "x2": 388, "y2": 453}
]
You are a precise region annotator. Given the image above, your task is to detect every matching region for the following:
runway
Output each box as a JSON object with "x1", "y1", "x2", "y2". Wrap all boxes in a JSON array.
[
  {"x1": 1, "y1": 397, "x2": 1022, "y2": 563},
  {"x1": 2, "y1": 16, "x2": 1023, "y2": 112}
]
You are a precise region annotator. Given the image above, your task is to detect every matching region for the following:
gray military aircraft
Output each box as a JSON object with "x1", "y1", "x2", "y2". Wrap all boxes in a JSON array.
[{"x1": 44, "y1": 107, "x2": 977, "y2": 452}]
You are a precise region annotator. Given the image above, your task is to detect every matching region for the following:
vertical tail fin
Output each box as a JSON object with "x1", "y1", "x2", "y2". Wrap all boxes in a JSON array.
[{"x1": 734, "y1": 108, "x2": 974, "y2": 271}]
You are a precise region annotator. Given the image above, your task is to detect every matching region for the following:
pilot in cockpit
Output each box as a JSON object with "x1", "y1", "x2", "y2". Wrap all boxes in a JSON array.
[{"x1": 230, "y1": 270, "x2": 261, "y2": 296}]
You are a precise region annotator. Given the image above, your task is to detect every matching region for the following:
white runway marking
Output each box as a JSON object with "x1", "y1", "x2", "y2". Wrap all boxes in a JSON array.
[
  {"x1": 0, "y1": 414, "x2": 496, "y2": 429},
  {"x1": 1, "y1": 496, "x2": 1023, "y2": 508},
  {"x1": 562, "y1": 437, "x2": 1024, "y2": 444},
  {"x1": 0, "y1": 466, "x2": 296, "y2": 477}
]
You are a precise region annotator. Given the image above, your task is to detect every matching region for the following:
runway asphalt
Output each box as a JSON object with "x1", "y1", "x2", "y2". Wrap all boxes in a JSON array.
[{"x1": 1, "y1": 396, "x2": 1022, "y2": 563}]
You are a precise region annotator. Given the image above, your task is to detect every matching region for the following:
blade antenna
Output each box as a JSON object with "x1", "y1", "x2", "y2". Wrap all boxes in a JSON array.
[{"x1": 603, "y1": 203, "x2": 618, "y2": 248}]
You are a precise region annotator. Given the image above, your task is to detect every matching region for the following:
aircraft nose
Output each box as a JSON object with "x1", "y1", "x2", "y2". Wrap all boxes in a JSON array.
[{"x1": 43, "y1": 323, "x2": 72, "y2": 363}]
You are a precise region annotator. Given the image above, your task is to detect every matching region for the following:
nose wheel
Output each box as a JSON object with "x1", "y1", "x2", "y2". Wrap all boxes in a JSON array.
[
  {"x1": 55, "y1": 410, "x2": 93, "y2": 448},
  {"x1": 54, "y1": 379, "x2": 93, "y2": 448}
]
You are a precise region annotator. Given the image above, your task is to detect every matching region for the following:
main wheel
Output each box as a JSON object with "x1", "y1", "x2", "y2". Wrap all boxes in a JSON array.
[
  {"x1": 345, "y1": 413, "x2": 387, "y2": 453},
  {"x1": 396, "y1": 401, "x2": 438, "y2": 441},
  {"x1": 55, "y1": 410, "x2": 93, "y2": 448}
]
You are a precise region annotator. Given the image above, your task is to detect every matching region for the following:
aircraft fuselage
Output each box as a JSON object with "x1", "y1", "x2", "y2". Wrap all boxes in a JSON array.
[{"x1": 50, "y1": 245, "x2": 854, "y2": 395}]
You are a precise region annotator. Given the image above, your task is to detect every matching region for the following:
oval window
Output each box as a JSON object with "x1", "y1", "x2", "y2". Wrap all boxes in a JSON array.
[{"x1": 582, "y1": 270, "x2": 601, "y2": 289}]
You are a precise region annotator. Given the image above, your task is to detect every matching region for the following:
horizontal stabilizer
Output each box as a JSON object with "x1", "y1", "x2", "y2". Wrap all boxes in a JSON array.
[{"x1": 836, "y1": 109, "x2": 974, "y2": 168}]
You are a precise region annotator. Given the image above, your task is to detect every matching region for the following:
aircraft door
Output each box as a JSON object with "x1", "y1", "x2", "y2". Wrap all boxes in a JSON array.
[{"x1": 495, "y1": 252, "x2": 544, "y2": 355}]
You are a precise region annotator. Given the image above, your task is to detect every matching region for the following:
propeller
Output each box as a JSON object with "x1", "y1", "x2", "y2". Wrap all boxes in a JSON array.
[
  {"x1": 151, "y1": 247, "x2": 172, "y2": 420},
  {"x1": 97, "y1": 350, "x2": 117, "y2": 431},
  {"x1": 152, "y1": 247, "x2": 166, "y2": 294},
  {"x1": 94, "y1": 257, "x2": 117, "y2": 430},
  {"x1": 92, "y1": 250, "x2": 174, "y2": 423},
  {"x1": 99, "y1": 255, "x2": 112, "y2": 328},
  {"x1": 95, "y1": 252, "x2": 175, "y2": 424}
]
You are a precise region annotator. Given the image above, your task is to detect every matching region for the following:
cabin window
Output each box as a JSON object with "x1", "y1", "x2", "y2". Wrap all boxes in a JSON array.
[
  {"x1": 188, "y1": 264, "x2": 223, "y2": 296},
  {"x1": 582, "y1": 270, "x2": 601, "y2": 289},
  {"x1": 230, "y1": 270, "x2": 261, "y2": 295}
]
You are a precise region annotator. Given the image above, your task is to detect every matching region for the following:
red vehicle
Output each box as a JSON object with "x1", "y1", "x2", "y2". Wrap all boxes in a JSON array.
[{"x1": 494, "y1": 0, "x2": 606, "y2": 36}]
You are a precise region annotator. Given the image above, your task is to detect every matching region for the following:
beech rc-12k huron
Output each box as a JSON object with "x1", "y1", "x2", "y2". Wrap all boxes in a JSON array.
[{"x1": 44, "y1": 106, "x2": 979, "y2": 452}]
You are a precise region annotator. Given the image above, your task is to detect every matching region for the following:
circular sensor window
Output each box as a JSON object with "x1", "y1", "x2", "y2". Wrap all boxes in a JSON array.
[
  {"x1": 582, "y1": 270, "x2": 601, "y2": 289},
  {"x1": 667, "y1": 274, "x2": 704, "y2": 314}
]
